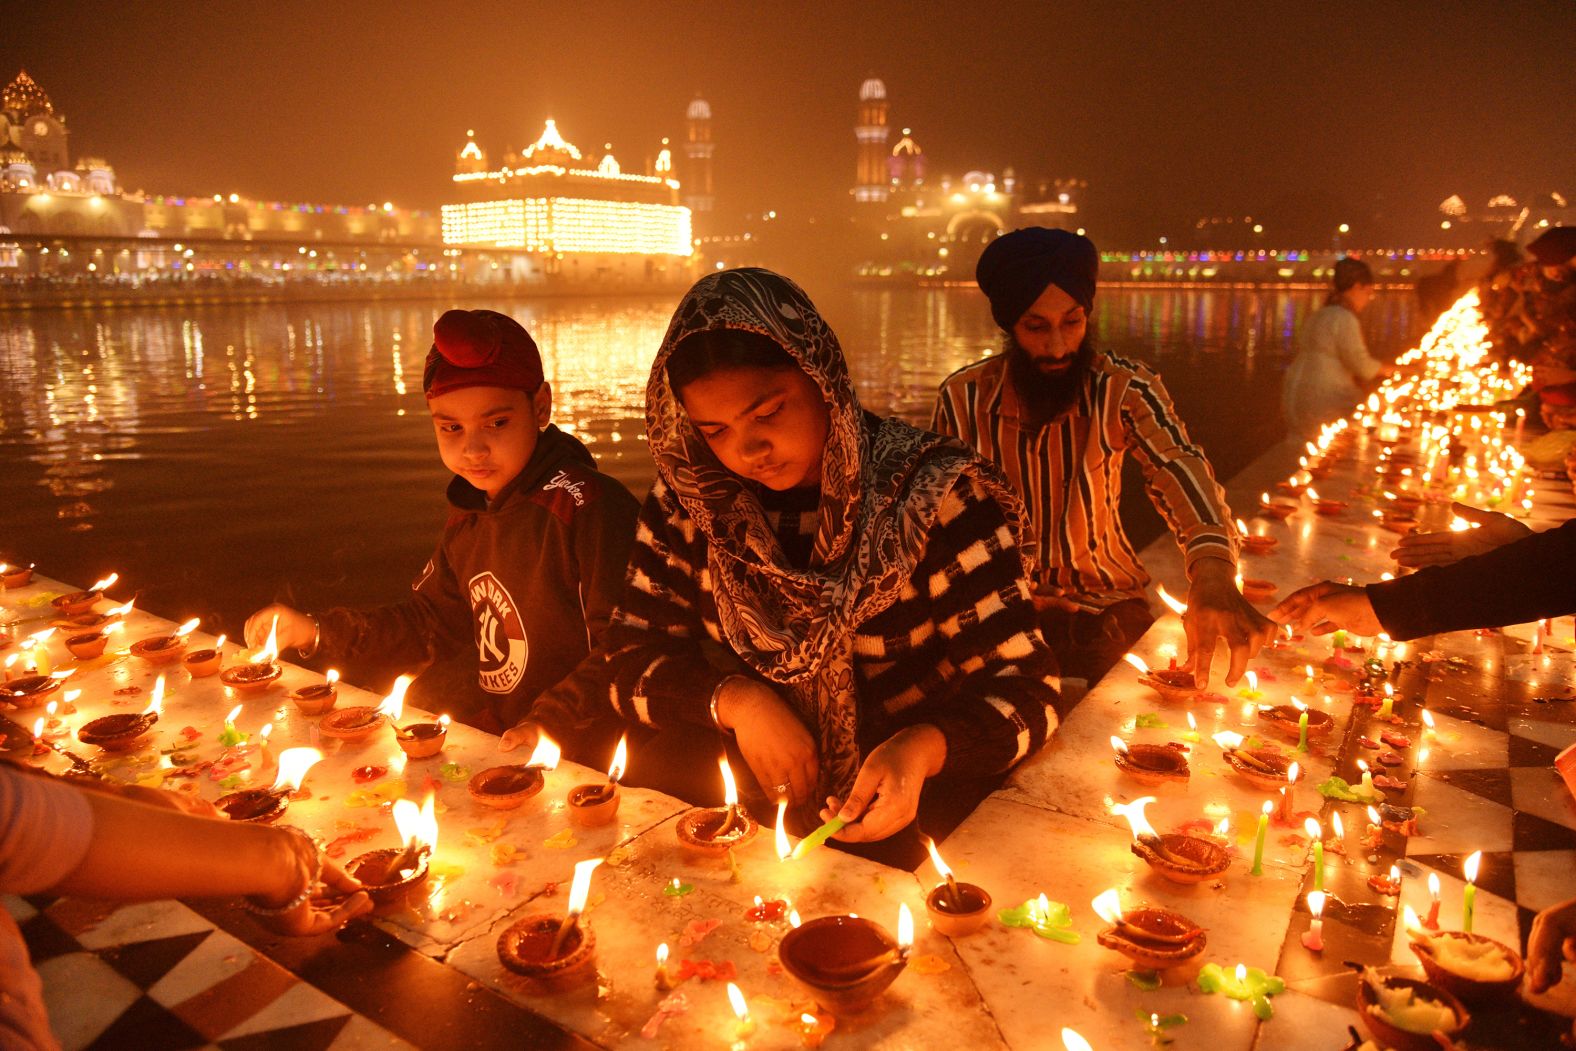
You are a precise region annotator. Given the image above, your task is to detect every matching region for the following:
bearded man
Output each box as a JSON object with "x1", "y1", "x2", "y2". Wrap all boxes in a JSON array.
[{"x1": 930, "y1": 228, "x2": 1273, "y2": 687}]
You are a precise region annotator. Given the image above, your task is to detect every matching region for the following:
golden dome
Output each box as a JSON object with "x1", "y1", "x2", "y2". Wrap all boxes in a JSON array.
[{"x1": 3, "y1": 71, "x2": 54, "y2": 116}]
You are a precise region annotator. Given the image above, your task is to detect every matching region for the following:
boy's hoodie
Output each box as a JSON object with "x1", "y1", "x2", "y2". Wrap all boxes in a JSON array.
[{"x1": 315, "y1": 424, "x2": 639, "y2": 737}]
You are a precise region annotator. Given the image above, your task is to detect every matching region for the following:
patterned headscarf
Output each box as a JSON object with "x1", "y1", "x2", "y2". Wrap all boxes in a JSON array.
[{"x1": 646, "y1": 268, "x2": 1032, "y2": 810}]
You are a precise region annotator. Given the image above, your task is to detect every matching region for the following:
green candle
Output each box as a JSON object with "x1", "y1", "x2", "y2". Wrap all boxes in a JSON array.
[
  {"x1": 790, "y1": 816, "x2": 846, "y2": 860},
  {"x1": 1304, "y1": 818, "x2": 1324, "y2": 893},
  {"x1": 1377, "y1": 685, "x2": 1395, "y2": 719},
  {"x1": 1250, "y1": 800, "x2": 1271, "y2": 876},
  {"x1": 1296, "y1": 709, "x2": 1310, "y2": 752},
  {"x1": 1462, "y1": 850, "x2": 1481, "y2": 933}
]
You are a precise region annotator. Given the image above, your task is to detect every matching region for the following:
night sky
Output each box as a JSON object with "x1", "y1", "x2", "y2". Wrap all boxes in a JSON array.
[{"x1": 5, "y1": 2, "x2": 1573, "y2": 244}]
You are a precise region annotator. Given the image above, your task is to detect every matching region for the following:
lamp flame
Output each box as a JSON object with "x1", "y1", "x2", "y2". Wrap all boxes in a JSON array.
[
  {"x1": 1236, "y1": 963, "x2": 1247, "y2": 983},
  {"x1": 1122, "y1": 653, "x2": 1150, "y2": 675},
  {"x1": 1092, "y1": 888, "x2": 1124, "y2": 926},
  {"x1": 105, "y1": 598, "x2": 135, "y2": 618},
  {"x1": 526, "y1": 732, "x2": 561, "y2": 770},
  {"x1": 1212, "y1": 730, "x2": 1245, "y2": 750},
  {"x1": 1261, "y1": 800, "x2": 1274, "y2": 817},
  {"x1": 1428, "y1": 872, "x2": 1440, "y2": 899},
  {"x1": 1061, "y1": 1029, "x2": 1093, "y2": 1051},
  {"x1": 719, "y1": 757, "x2": 739, "y2": 807},
  {"x1": 1366, "y1": 805, "x2": 1380, "y2": 825},
  {"x1": 1402, "y1": 904, "x2": 1423, "y2": 935},
  {"x1": 565, "y1": 857, "x2": 603, "y2": 918},
  {"x1": 173, "y1": 618, "x2": 200, "y2": 638},
  {"x1": 375, "y1": 674, "x2": 413, "y2": 723},
  {"x1": 1287, "y1": 761, "x2": 1300, "y2": 785},
  {"x1": 925, "y1": 837, "x2": 953, "y2": 881},
  {"x1": 1304, "y1": 817, "x2": 1320, "y2": 840},
  {"x1": 225, "y1": 704, "x2": 242, "y2": 724},
  {"x1": 1308, "y1": 889, "x2": 1326, "y2": 919},
  {"x1": 1421, "y1": 710, "x2": 1435, "y2": 730},
  {"x1": 1245, "y1": 670, "x2": 1258, "y2": 693},
  {"x1": 212, "y1": 633, "x2": 227, "y2": 650},
  {"x1": 775, "y1": 799, "x2": 791, "y2": 861},
  {"x1": 788, "y1": 909, "x2": 801, "y2": 928},
  {"x1": 144, "y1": 675, "x2": 166, "y2": 717},
  {"x1": 607, "y1": 734, "x2": 628, "y2": 784},
  {"x1": 1156, "y1": 584, "x2": 1187, "y2": 616},
  {"x1": 1332, "y1": 813, "x2": 1344, "y2": 839},
  {"x1": 1110, "y1": 796, "x2": 1159, "y2": 841},
  {"x1": 897, "y1": 902, "x2": 914, "y2": 950},
  {"x1": 726, "y1": 981, "x2": 750, "y2": 1022},
  {"x1": 1464, "y1": 850, "x2": 1481, "y2": 884},
  {"x1": 657, "y1": 942, "x2": 668, "y2": 966},
  {"x1": 88, "y1": 573, "x2": 119, "y2": 593},
  {"x1": 326, "y1": 668, "x2": 340, "y2": 685},
  {"x1": 255, "y1": 615, "x2": 280, "y2": 664},
  {"x1": 270, "y1": 747, "x2": 323, "y2": 793},
  {"x1": 1110, "y1": 736, "x2": 1129, "y2": 755},
  {"x1": 392, "y1": 792, "x2": 439, "y2": 856}
]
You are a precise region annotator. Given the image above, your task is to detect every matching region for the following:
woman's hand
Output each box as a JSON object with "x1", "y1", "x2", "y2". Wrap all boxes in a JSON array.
[
  {"x1": 1529, "y1": 897, "x2": 1576, "y2": 994},
  {"x1": 821, "y1": 725, "x2": 946, "y2": 844},
  {"x1": 1391, "y1": 502, "x2": 1532, "y2": 569},
  {"x1": 249, "y1": 833, "x2": 373, "y2": 937},
  {"x1": 1269, "y1": 581, "x2": 1383, "y2": 637},
  {"x1": 499, "y1": 720, "x2": 539, "y2": 754},
  {"x1": 715, "y1": 678, "x2": 818, "y2": 809},
  {"x1": 243, "y1": 604, "x2": 317, "y2": 652}
]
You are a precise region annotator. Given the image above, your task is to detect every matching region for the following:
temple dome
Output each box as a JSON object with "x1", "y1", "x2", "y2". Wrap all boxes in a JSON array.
[
  {"x1": 859, "y1": 77, "x2": 887, "y2": 101},
  {"x1": 3, "y1": 71, "x2": 53, "y2": 116},
  {"x1": 686, "y1": 96, "x2": 711, "y2": 121}
]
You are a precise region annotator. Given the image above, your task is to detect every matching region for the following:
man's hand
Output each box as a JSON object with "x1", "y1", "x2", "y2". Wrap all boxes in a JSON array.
[
  {"x1": 243, "y1": 604, "x2": 316, "y2": 653},
  {"x1": 254, "y1": 856, "x2": 374, "y2": 937},
  {"x1": 820, "y1": 725, "x2": 946, "y2": 844},
  {"x1": 715, "y1": 678, "x2": 819, "y2": 810},
  {"x1": 1529, "y1": 897, "x2": 1576, "y2": 994},
  {"x1": 1183, "y1": 560, "x2": 1278, "y2": 687},
  {"x1": 499, "y1": 720, "x2": 539, "y2": 754},
  {"x1": 1269, "y1": 581, "x2": 1383, "y2": 637},
  {"x1": 1391, "y1": 502, "x2": 1531, "y2": 569}
]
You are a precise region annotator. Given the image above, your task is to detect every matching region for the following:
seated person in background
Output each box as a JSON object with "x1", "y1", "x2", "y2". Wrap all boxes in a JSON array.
[
  {"x1": 932, "y1": 228, "x2": 1272, "y2": 687},
  {"x1": 1269, "y1": 511, "x2": 1574, "y2": 640},
  {"x1": 572, "y1": 267, "x2": 1060, "y2": 868},
  {"x1": 247, "y1": 310, "x2": 639, "y2": 753},
  {"x1": 1, "y1": 763, "x2": 370, "y2": 1051}
]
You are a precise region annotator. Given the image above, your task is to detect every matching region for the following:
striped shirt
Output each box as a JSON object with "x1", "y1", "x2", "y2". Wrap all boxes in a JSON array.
[
  {"x1": 931, "y1": 350, "x2": 1237, "y2": 612},
  {"x1": 603, "y1": 472, "x2": 1062, "y2": 779}
]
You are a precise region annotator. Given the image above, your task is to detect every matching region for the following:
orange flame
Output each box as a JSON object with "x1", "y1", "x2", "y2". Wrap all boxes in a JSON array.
[
  {"x1": 144, "y1": 675, "x2": 166, "y2": 717},
  {"x1": 526, "y1": 732, "x2": 561, "y2": 770},
  {"x1": 1122, "y1": 653, "x2": 1150, "y2": 675},
  {"x1": 607, "y1": 734, "x2": 628, "y2": 784},
  {"x1": 1155, "y1": 584, "x2": 1187, "y2": 616},
  {"x1": 1091, "y1": 887, "x2": 1124, "y2": 926},
  {"x1": 897, "y1": 902, "x2": 914, "y2": 950},
  {"x1": 566, "y1": 857, "x2": 603, "y2": 917},
  {"x1": 775, "y1": 799, "x2": 791, "y2": 861},
  {"x1": 1110, "y1": 796, "x2": 1159, "y2": 841},
  {"x1": 173, "y1": 618, "x2": 200, "y2": 638},
  {"x1": 271, "y1": 747, "x2": 323, "y2": 793},
  {"x1": 925, "y1": 837, "x2": 953, "y2": 881},
  {"x1": 719, "y1": 757, "x2": 739, "y2": 807},
  {"x1": 375, "y1": 674, "x2": 413, "y2": 723}
]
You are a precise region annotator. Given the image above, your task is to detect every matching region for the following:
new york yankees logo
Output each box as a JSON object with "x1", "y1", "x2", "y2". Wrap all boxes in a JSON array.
[{"x1": 467, "y1": 571, "x2": 528, "y2": 694}]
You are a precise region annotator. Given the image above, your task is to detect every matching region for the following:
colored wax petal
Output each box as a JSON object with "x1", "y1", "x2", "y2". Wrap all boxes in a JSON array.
[
  {"x1": 910, "y1": 953, "x2": 951, "y2": 975},
  {"x1": 744, "y1": 899, "x2": 788, "y2": 922},
  {"x1": 487, "y1": 872, "x2": 519, "y2": 896},
  {"x1": 542, "y1": 829, "x2": 577, "y2": 850},
  {"x1": 1315, "y1": 775, "x2": 1383, "y2": 805},
  {"x1": 675, "y1": 958, "x2": 737, "y2": 981},
  {"x1": 179, "y1": 726, "x2": 202, "y2": 740},
  {"x1": 351, "y1": 764, "x2": 387, "y2": 783},
  {"x1": 678, "y1": 918, "x2": 722, "y2": 947},
  {"x1": 489, "y1": 842, "x2": 523, "y2": 866},
  {"x1": 1126, "y1": 970, "x2": 1163, "y2": 991},
  {"x1": 465, "y1": 819, "x2": 508, "y2": 845},
  {"x1": 427, "y1": 859, "x2": 465, "y2": 880},
  {"x1": 1135, "y1": 712, "x2": 1169, "y2": 729},
  {"x1": 748, "y1": 929, "x2": 774, "y2": 953},
  {"x1": 662, "y1": 880, "x2": 696, "y2": 897},
  {"x1": 345, "y1": 779, "x2": 408, "y2": 807},
  {"x1": 217, "y1": 774, "x2": 247, "y2": 790},
  {"x1": 998, "y1": 898, "x2": 1081, "y2": 944},
  {"x1": 639, "y1": 992, "x2": 689, "y2": 1040},
  {"x1": 439, "y1": 762, "x2": 471, "y2": 782},
  {"x1": 604, "y1": 844, "x2": 634, "y2": 867},
  {"x1": 324, "y1": 826, "x2": 377, "y2": 858}
]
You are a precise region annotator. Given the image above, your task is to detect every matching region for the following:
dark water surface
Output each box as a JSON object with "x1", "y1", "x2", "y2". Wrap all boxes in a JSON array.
[{"x1": 0, "y1": 286, "x2": 1416, "y2": 643}]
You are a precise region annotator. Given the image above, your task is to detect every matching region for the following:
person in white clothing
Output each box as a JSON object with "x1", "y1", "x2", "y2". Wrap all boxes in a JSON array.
[{"x1": 1281, "y1": 257, "x2": 1390, "y2": 437}]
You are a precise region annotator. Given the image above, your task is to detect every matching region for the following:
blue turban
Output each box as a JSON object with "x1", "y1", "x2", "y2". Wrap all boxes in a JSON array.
[{"x1": 975, "y1": 228, "x2": 1099, "y2": 331}]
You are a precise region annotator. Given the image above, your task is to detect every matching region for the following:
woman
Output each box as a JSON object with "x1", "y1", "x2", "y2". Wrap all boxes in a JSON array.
[
  {"x1": 1281, "y1": 257, "x2": 1390, "y2": 437},
  {"x1": 600, "y1": 268, "x2": 1061, "y2": 863}
]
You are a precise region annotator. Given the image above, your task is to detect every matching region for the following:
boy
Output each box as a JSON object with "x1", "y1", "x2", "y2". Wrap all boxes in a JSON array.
[{"x1": 245, "y1": 309, "x2": 639, "y2": 744}]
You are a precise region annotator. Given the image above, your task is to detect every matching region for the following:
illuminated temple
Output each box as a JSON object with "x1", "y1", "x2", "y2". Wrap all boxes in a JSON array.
[{"x1": 441, "y1": 118, "x2": 698, "y2": 282}]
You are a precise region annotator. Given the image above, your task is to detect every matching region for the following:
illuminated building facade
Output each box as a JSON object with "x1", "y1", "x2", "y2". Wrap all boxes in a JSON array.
[
  {"x1": 854, "y1": 78, "x2": 891, "y2": 204},
  {"x1": 682, "y1": 96, "x2": 716, "y2": 225},
  {"x1": 441, "y1": 118, "x2": 696, "y2": 284}
]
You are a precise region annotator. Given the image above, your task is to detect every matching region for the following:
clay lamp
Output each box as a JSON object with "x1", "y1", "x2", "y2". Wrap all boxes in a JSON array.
[
  {"x1": 1, "y1": 562, "x2": 36, "y2": 588},
  {"x1": 394, "y1": 713, "x2": 450, "y2": 759},
  {"x1": 349, "y1": 793, "x2": 437, "y2": 913},
  {"x1": 1239, "y1": 577, "x2": 1277, "y2": 603},
  {"x1": 1403, "y1": 908, "x2": 1525, "y2": 1006},
  {"x1": 67, "y1": 620, "x2": 127, "y2": 661},
  {"x1": 1213, "y1": 731, "x2": 1298, "y2": 792},
  {"x1": 319, "y1": 673, "x2": 410, "y2": 745},
  {"x1": 1123, "y1": 653, "x2": 1200, "y2": 705},
  {"x1": 1236, "y1": 518, "x2": 1278, "y2": 555},
  {"x1": 50, "y1": 573, "x2": 119, "y2": 618},
  {"x1": 1111, "y1": 796, "x2": 1229, "y2": 885},
  {"x1": 220, "y1": 615, "x2": 283, "y2": 694},
  {"x1": 1306, "y1": 489, "x2": 1348, "y2": 516},
  {"x1": 468, "y1": 733, "x2": 559, "y2": 810},
  {"x1": 1273, "y1": 479, "x2": 1307, "y2": 497},
  {"x1": 779, "y1": 904, "x2": 913, "y2": 1013},
  {"x1": 497, "y1": 857, "x2": 604, "y2": 992},
  {"x1": 1111, "y1": 736, "x2": 1190, "y2": 787},
  {"x1": 216, "y1": 746, "x2": 323, "y2": 824},
  {"x1": 1355, "y1": 967, "x2": 1468, "y2": 1051},
  {"x1": 676, "y1": 757, "x2": 759, "y2": 859},
  {"x1": 286, "y1": 668, "x2": 339, "y2": 714},
  {"x1": 1260, "y1": 704, "x2": 1333, "y2": 743},
  {"x1": 0, "y1": 669, "x2": 72, "y2": 710},
  {"x1": 130, "y1": 617, "x2": 200, "y2": 666},
  {"x1": 1259, "y1": 493, "x2": 1298, "y2": 520},
  {"x1": 1092, "y1": 888, "x2": 1206, "y2": 971},
  {"x1": 1379, "y1": 513, "x2": 1418, "y2": 536},
  {"x1": 567, "y1": 733, "x2": 627, "y2": 828},
  {"x1": 923, "y1": 838, "x2": 991, "y2": 938},
  {"x1": 1386, "y1": 491, "x2": 1423, "y2": 514},
  {"x1": 182, "y1": 634, "x2": 228, "y2": 678},
  {"x1": 78, "y1": 673, "x2": 164, "y2": 752}
]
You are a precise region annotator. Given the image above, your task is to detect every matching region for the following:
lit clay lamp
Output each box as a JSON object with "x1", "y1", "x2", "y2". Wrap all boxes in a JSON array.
[
  {"x1": 1123, "y1": 652, "x2": 1200, "y2": 705},
  {"x1": 1112, "y1": 796, "x2": 1229, "y2": 885},
  {"x1": 1379, "y1": 509, "x2": 1419, "y2": 535},
  {"x1": 0, "y1": 562, "x2": 36, "y2": 588},
  {"x1": 1236, "y1": 518, "x2": 1278, "y2": 555},
  {"x1": 923, "y1": 838, "x2": 992, "y2": 938},
  {"x1": 1259, "y1": 493, "x2": 1299, "y2": 520},
  {"x1": 468, "y1": 734, "x2": 559, "y2": 810},
  {"x1": 129, "y1": 617, "x2": 201, "y2": 666},
  {"x1": 1355, "y1": 967, "x2": 1469, "y2": 1051},
  {"x1": 78, "y1": 674, "x2": 163, "y2": 752},
  {"x1": 1111, "y1": 736, "x2": 1189, "y2": 787},
  {"x1": 1404, "y1": 907, "x2": 1525, "y2": 1006},
  {"x1": 0, "y1": 670, "x2": 72, "y2": 710},
  {"x1": 219, "y1": 617, "x2": 283, "y2": 694},
  {"x1": 778, "y1": 904, "x2": 913, "y2": 1013},
  {"x1": 1213, "y1": 731, "x2": 1297, "y2": 792},
  {"x1": 50, "y1": 573, "x2": 119, "y2": 618},
  {"x1": 394, "y1": 712, "x2": 450, "y2": 760},
  {"x1": 51, "y1": 597, "x2": 132, "y2": 633},
  {"x1": 1260, "y1": 704, "x2": 1333, "y2": 743},
  {"x1": 676, "y1": 757, "x2": 759, "y2": 859},
  {"x1": 1239, "y1": 577, "x2": 1278, "y2": 604},
  {"x1": 216, "y1": 747, "x2": 323, "y2": 824},
  {"x1": 1387, "y1": 492, "x2": 1424, "y2": 515},
  {"x1": 182, "y1": 635, "x2": 228, "y2": 678},
  {"x1": 1091, "y1": 888, "x2": 1206, "y2": 972},
  {"x1": 567, "y1": 734, "x2": 627, "y2": 828},
  {"x1": 287, "y1": 669, "x2": 340, "y2": 715},
  {"x1": 497, "y1": 857, "x2": 604, "y2": 992},
  {"x1": 349, "y1": 793, "x2": 437, "y2": 913},
  {"x1": 319, "y1": 674, "x2": 410, "y2": 746},
  {"x1": 1307, "y1": 489, "x2": 1348, "y2": 516}
]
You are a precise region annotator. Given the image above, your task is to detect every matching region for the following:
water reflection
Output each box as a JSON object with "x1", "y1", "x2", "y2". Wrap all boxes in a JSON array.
[{"x1": 0, "y1": 287, "x2": 1413, "y2": 637}]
